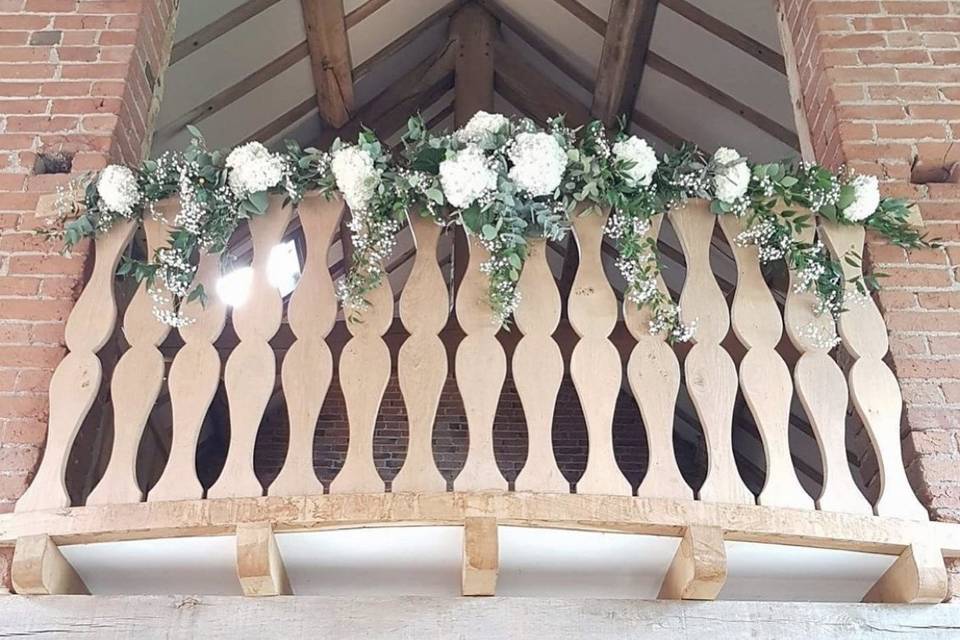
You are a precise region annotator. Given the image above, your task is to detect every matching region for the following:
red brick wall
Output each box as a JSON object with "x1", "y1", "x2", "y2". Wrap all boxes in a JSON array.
[
  {"x1": 0, "y1": 0, "x2": 176, "y2": 592},
  {"x1": 246, "y1": 375, "x2": 703, "y2": 492},
  {"x1": 780, "y1": 0, "x2": 960, "y2": 597}
]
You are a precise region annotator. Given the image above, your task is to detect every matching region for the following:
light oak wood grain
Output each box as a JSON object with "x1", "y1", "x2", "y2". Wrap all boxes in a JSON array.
[
  {"x1": 821, "y1": 221, "x2": 927, "y2": 521},
  {"x1": 2, "y1": 595, "x2": 959, "y2": 637},
  {"x1": 269, "y1": 194, "x2": 342, "y2": 497},
  {"x1": 149, "y1": 251, "x2": 227, "y2": 502},
  {"x1": 11, "y1": 534, "x2": 88, "y2": 595},
  {"x1": 210, "y1": 196, "x2": 293, "y2": 499},
  {"x1": 863, "y1": 543, "x2": 947, "y2": 604},
  {"x1": 686, "y1": 344, "x2": 754, "y2": 505},
  {"x1": 658, "y1": 525, "x2": 727, "y2": 600},
  {"x1": 623, "y1": 215, "x2": 690, "y2": 499},
  {"x1": 454, "y1": 235, "x2": 507, "y2": 492},
  {"x1": 462, "y1": 517, "x2": 498, "y2": 596},
  {"x1": 15, "y1": 221, "x2": 136, "y2": 513},
  {"x1": 672, "y1": 201, "x2": 749, "y2": 505},
  {"x1": 720, "y1": 215, "x2": 811, "y2": 510},
  {"x1": 88, "y1": 206, "x2": 176, "y2": 506},
  {"x1": 330, "y1": 221, "x2": 394, "y2": 494},
  {"x1": 668, "y1": 199, "x2": 729, "y2": 344},
  {"x1": 513, "y1": 239, "x2": 567, "y2": 493},
  {"x1": 568, "y1": 208, "x2": 631, "y2": 496},
  {"x1": 393, "y1": 211, "x2": 448, "y2": 493},
  {"x1": 236, "y1": 521, "x2": 291, "y2": 596},
  {"x1": 3, "y1": 493, "x2": 959, "y2": 557},
  {"x1": 795, "y1": 352, "x2": 873, "y2": 515}
]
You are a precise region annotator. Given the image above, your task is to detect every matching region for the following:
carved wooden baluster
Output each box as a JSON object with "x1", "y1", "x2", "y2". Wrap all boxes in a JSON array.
[
  {"x1": 785, "y1": 220, "x2": 872, "y2": 515},
  {"x1": 453, "y1": 236, "x2": 508, "y2": 492},
  {"x1": 670, "y1": 199, "x2": 752, "y2": 504},
  {"x1": 15, "y1": 220, "x2": 136, "y2": 512},
  {"x1": 269, "y1": 194, "x2": 343, "y2": 497},
  {"x1": 393, "y1": 211, "x2": 448, "y2": 493},
  {"x1": 328, "y1": 221, "x2": 393, "y2": 494},
  {"x1": 87, "y1": 199, "x2": 178, "y2": 505},
  {"x1": 624, "y1": 214, "x2": 691, "y2": 499},
  {"x1": 513, "y1": 238, "x2": 567, "y2": 493},
  {"x1": 208, "y1": 196, "x2": 293, "y2": 499},
  {"x1": 821, "y1": 221, "x2": 928, "y2": 521},
  {"x1": 148, "y1": 250, "x2": 227, "y2": 502},
  {"x1": 719, "y1": 215, "x2": 813, "y2": 509},
  {"x1": 569, "y1": 206, "x2": 631, "y2": 496}
]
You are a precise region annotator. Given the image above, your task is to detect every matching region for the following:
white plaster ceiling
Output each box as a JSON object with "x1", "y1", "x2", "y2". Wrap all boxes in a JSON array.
[{"x1": 59, "y1": 527, "x2": 895, "y2": 601}]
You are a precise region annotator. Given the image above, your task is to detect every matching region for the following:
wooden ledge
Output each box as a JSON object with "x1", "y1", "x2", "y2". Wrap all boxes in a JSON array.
[{"x1": 1, "y1": 493, "x2": 958, "y2": 559}]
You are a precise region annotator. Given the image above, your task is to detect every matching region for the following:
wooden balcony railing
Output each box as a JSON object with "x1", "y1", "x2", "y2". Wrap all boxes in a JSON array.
[{"x1": 2, "y1": 193, "x2": 958, "y2": 601}]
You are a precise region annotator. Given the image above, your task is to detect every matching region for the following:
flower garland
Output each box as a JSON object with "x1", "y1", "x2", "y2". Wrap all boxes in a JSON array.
[
  {"x1": 43, "y1": 114, "x2": 933, "y2": 342},
  {"x1": 401, "y1": 112, "x2": 571, "y2": 326}
]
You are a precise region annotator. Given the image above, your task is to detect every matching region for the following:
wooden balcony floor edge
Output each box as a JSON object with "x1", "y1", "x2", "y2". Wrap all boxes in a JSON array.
[
  {"x1": 0, "y1": 596, "x2": 958, "y2": 639},
  {"x1": 2, "y1": 493, "x2": 958, "y2": 556}
]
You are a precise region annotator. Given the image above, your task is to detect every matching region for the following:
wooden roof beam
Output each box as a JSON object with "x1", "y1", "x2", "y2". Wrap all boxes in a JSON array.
[
  {"x1": 484, "y1": 0, "x2": 686, "y2": 147},
  {"x1": 344, "y1": 0, "x2": 392, "y2": 28},
  {"x1": 316, "y1": 37, "x2": 458, "y2": 147},
  {"x1": 660, "y1": 0, "x2": 786, "y2": 75},
  {"x1": 591, "y1": 0, "x2": 660, "y2": 127},
  {"x1": 493, "y1": 40, "x2": 590, "y2": 128},
  {"x1": 172, "y1": 0, "x2": 283, "y2": 64},
  {"x1": 301, "y1": 0, "x2": 355, "y2": 128},
  {"x1": 646, "y1": 52, "x2": 798, "y2": 149},
  {"x1": 551, "y1": 0, "x2": 797, "y2": 149}
]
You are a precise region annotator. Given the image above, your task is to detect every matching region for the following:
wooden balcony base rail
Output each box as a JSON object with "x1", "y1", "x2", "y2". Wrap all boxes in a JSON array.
[{"x1": 4, "y1": 493, "x2": 952, "y2": 603}]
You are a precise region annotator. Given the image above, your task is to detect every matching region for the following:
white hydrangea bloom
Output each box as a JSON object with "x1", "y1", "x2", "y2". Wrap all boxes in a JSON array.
[
  {"x1": 225, "y1": 141, "x2": 284, "y2": 198},
  {"x1": 456, "y1": 110, "x2": 509, "y2": 144},
  {"x1": 439, "y1": 145, "x2": 498, "y2": 209},
  {"x1": 507, "y1": 132, "x2": 567, "y2": 197},
  {"x1": 842, "y1": 174, "x2": 880, "y2": 222},
  {"x1": 712, "y1": 146, "x2": 751, "y2": 204},
  {"x1": 97, "y1": 165, "x2": 140, "y2": 217},
  {"x1": 612, "y1": 136, "x2": 658, "y2": 187},
  {"x1": 330, "y1": 145, "x2": 381, "y2": 212}
]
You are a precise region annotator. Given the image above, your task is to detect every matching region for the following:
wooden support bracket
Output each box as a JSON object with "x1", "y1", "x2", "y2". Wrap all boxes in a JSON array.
[
  {"x1": 863, "y1": 544, "x2": 947, "y2": 604},
  {"x1": 236, "y1": 522, "x2": 292, "y2": 597},
  {"x1": 462, "y1": 517, "x2": 498, "y2": 596},
  {"x1": 657, "y1": 525, "x2": 726, "y2": 600},
  {"x1": 11, "y1": 534, "x2": 89, "y2": 595}
]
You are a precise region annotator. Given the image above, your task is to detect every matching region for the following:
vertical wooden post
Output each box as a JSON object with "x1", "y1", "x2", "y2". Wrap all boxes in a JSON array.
[
  {"x1": 209, "y1": 196, "x2": 294, "y2": 499},
  {"x1": 268, "y1": 194, "x2": 343, "y2": 497},
  {"x1": 591, "y1": 0, "x2": 659, "y2": 126},
  {"x1": 449, "y1": 3, "x2": 496, "y2": 292},
  {"x1": 626, "y1": 215, "x2": 691, "y2": 500},
  {"x1": 12, "y1": 535, "x2": 89, "y2": 595},
  {"x1": 300, "y1": 0, "x2": 354, "y2": 127},
  {"x1": 568, "y1": 206, "x2": 631, "y2": 496},
  {"x1": 15, "y1": 220, "x2": 135, "y2": 512},
  {"x1": 87, "y1": 201, "x2": 177, "y2": 506},
  {"x1": 718, "y1": 214, "x2": 813, "y2": 510},
  {"x1": 236, "y1": 522, "x2": 291, "y2": 597},
  {"x1": 863, "y1": 544, "x2": 947, "y2": 604},
  {"x1": 670, "y1": 200, "x2": 752, "y2": 505},
  {"x1": 462, "y1": 517, "x2": 498, "y2": 596},
  {"x1": 393, "y1": 211, "x2": 449, "y2": 493},
  {"x1": 450, "y1": 3, "x2": 496, "y2": 127},
  {"x1": 657, "y1": 526, "x2": 727, "y2": 600}
]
